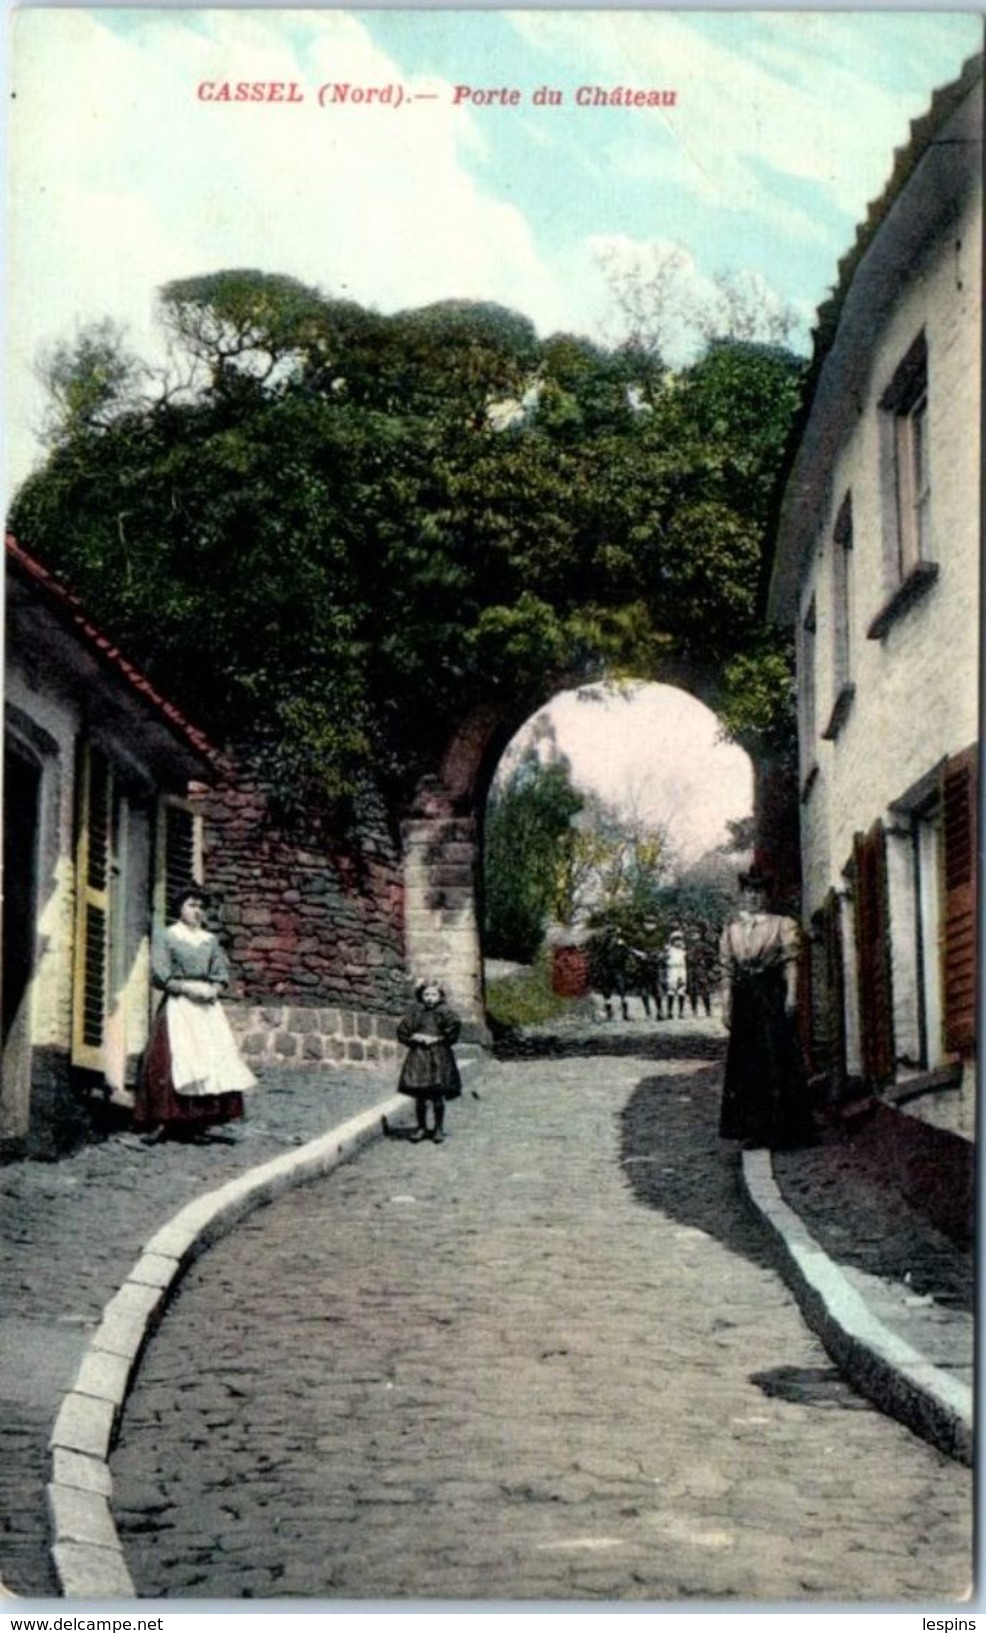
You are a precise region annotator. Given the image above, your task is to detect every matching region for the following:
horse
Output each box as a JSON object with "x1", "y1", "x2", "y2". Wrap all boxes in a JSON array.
[
  {"x1": 623, "y1": 940, "x2": 668, "y2": 1019},
  {"x1": 588, "y1": 926, "x2": 670, "y2": 1020}
]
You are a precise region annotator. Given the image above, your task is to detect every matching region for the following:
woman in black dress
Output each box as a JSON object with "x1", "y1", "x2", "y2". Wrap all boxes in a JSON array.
[{"x1": 718, "y1": 868, "x2": 813, "y2": 1150}]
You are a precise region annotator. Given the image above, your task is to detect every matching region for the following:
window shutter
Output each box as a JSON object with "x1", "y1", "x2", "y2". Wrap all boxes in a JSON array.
[
  {"x1": 154, "y1": 799, "x2": 202, "y2": 922},
  {"x1": 165, "y1": 804, "x2": 197, "y2": 902},
  {"x1": 942, "y1": 746, "x2": 978, "y2": 1053},
  {"x1": 72, "y1": 744, "x2": 113, "y2": 1069},
  {"x1": 853, "y1": 821, "x2": 895, "y2": 1085}
]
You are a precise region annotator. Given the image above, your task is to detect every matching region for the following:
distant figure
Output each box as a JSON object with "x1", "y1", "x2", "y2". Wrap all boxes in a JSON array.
[
  {"x1": 687, "y1": 924, "x2": 719, "y2": 1018},
  {"x1": 718, "y1": 867, "x2": 813, "y2": 1150},
  {"x1": 397, "y1": 980, "x2": 462, "y2": 1144},
  {"x1": 588, "y1": 926, "x2": 634, "y2": 1020},
  {"x1": 627, "y1": 918, "x2": 667, "y2": 1020},
  {"x1": 664, "y1": 929, "x2": 688, "y2": 1018},
  {"x1": 133, "y1": 885, "x2": 256, "y2": 1144}
]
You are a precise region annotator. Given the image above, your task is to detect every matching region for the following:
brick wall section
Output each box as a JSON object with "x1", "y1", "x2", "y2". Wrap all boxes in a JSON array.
[{"x1": 198, "y1": 761, "x2": 408, "y2": 1015}]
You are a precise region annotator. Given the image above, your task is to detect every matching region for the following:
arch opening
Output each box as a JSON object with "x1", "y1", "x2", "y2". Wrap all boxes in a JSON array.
[
  {"x1": 480, "y1": 682, "x2": 754, "y2": 1020},
  {"x1": 401, "y1": 679, "x2": 755, "y2": 1038}
]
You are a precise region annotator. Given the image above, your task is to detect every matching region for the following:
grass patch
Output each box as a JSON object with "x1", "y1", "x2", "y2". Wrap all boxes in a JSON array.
[{"x1": 485, "y1": 953, "x2": 594, "y2": 1032}]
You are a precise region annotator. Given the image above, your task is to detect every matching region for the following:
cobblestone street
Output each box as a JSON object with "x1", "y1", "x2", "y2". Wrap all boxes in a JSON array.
[
  {"x1": 111, "y1": 1033, "x2": 972, "y2": 1604},
  {"x1": 0, "y1": 1068, "x2": 389, "y2": 1597}
]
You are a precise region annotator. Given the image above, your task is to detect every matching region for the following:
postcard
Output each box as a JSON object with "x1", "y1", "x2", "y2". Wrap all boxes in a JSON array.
[{"x1": 2, "y1": 7, "x2": 980, "y2": 1616}]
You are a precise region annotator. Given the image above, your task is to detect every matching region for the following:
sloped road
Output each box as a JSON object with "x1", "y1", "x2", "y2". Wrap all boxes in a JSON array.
[{"x1": 111, "y1": 1034, "x2": 971, "y2": 1603}]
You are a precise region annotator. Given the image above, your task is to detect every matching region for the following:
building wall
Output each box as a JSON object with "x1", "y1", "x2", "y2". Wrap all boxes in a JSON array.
[
  {"x1": 4, "y1": 658, "x2": 164, "y2": 1149},
  {"x1": 4, "y1": 668, "x2": 79, "y2": 1084},
  {"x1": 402, "y1": 814, "x2": 485, "y2": 1033},
  {"x1": 799, "y1": 194, "x2": 981, "y2": 911},
  {"x1": 796, "y1": 170, "x2": 981, "y2": 1139},
  {"x1": 227, "y1": 1002, "x2": 400, "y2": 1072}
]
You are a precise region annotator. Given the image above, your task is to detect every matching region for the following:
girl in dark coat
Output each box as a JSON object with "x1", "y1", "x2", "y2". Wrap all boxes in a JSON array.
[{"x1": 397, "y1": 980, "x2": 462, "y2": 1144}]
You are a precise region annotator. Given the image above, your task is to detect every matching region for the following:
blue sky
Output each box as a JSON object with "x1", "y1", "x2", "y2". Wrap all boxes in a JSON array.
[{"x1": 7, "y1": 8, "x2": 982, "y2": 498}]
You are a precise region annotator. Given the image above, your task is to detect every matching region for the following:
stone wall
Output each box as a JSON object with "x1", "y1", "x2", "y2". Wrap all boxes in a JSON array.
[
  {"x1": 228, "y1": 1003, "x2": 401, "y2": 1073},
  {"x1": 199, "y1": 763, "x2": 408, "y2": 1015}
]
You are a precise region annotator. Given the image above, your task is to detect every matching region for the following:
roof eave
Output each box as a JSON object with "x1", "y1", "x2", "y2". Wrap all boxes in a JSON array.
[{"x1": 767, "y1": 58, "x2": 983, "y2": 623}]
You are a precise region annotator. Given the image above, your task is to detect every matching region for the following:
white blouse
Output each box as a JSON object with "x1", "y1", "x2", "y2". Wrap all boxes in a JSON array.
[{"x1": 720, "y1": 911, "x2": 799, "y2": 973}]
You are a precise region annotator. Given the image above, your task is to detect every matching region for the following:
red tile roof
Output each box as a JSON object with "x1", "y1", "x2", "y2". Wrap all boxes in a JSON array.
[{"x1": 6, "y1": 533, "x2": 216, "y2": 763}]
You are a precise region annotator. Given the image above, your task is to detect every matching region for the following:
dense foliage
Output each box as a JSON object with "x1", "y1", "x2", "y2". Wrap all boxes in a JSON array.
[
  {"x1": 482, "y1": 742, "x2": 584, "y2": 961},
  {"x1": 483, "y1": 721, "x2": 683, "y2": 961},
  {"x1": 11, "y1": 271, "x2": 805, "y2": 807}
]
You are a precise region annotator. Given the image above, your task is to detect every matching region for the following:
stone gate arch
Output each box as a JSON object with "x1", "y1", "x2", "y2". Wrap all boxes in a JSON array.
[{"x1": 400, "y1": 670, "x2": 782, "y2": 1039}]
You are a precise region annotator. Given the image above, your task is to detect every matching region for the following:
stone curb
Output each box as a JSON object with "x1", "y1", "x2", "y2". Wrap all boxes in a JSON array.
[
  {"x1": 740, "y1": 1149, "x2": 973, "y2": 1467},
  {"x1": 44, "y1": 1085, "x2": 426, "y2": 1600}
]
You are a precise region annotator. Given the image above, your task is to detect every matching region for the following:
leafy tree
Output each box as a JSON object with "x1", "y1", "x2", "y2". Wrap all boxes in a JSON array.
[
  {"x1": 598, "y1": 242, "x2": 798, "y2": 363},
  {"x1": 722, "y1": 814, "x2": 757, "y2": 854},
  {"x1": 717, "y1": 630, "x2": 799, "y2": 763},
  {"x1": 700, "y1": 269, "x2": 797, "y2": 348},
  {"x1": 37, "y1": 319, "x2": 147, "y2": 444},
  {"x1": 482, "y1": 738, "x2": 583, "y2": 961},
  {"x1": 11, "y1": 270, "x2": 806, "y2": 810},
  {"x1": 567, "y1": 792, "x2": 675, "y2": 928}
]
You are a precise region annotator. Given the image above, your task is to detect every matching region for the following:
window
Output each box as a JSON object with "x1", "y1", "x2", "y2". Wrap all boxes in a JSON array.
[
  {"x1": 869, "y1": 332, "x2": 938, "y2": 639},
  {"x1": 833, "y1": 495, "x2": 853, "y2": 687},
  {"x1": 883, "y1": 749, "x2": 977, "y2": 1078},
  {"x1": 894, "y1": 379, "x2": 930, "y2": 577},
  {"x1": 885, "y1": 796, "x2": 944, "y2": 1074},
  {"x1": 912, "y1": 806, "x2": 943, "y2": 1070},
  {"x1": 823, "y1": 494, "x2": 855, "y2": 738},
  {"x1": 154, "y1": 797, "x2": 204, "y2": 924}
]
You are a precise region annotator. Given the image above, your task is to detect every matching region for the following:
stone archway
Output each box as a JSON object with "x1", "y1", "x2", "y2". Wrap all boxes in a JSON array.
[
  {"x1": 400, "y1": 682, "x2": 799, "y2": 1039},
  {"x1": 400, "y1": 703, "x2": 516, "y2": 1040}
]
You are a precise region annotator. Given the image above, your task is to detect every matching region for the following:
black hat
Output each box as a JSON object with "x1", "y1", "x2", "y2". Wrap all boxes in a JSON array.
[{"x1": 738, "y1": 865, "x2": 771, "y2": 893}]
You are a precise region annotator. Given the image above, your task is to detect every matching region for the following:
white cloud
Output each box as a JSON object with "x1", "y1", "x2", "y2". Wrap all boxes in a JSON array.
[
  {"x1": 5, "y1": 8, "x2": 567, "y2": 492},
  {"x1": 5, "y1": 8, "x2": 978, "y2": 497},
  {"x1": 507, "y1": 9, "x2": 976, "y2": 219},
  {"x1": 503, "y1": 683, "x2": 753, "y2": 866}
]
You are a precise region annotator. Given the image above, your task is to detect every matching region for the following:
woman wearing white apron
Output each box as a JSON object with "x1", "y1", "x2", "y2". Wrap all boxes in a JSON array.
[{"x1": 133, "y1": 886, "x2": 256, "y2": 1143}]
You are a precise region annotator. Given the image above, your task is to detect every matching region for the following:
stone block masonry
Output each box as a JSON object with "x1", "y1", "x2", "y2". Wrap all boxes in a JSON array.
[
  {"x1": 228, "y1": 1004, "x2": 401, "y2": 1072},
  {"x1": 401, "y1": 813, "x2": 485, "y2": 1031}
]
